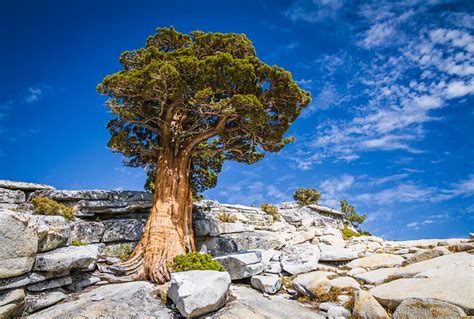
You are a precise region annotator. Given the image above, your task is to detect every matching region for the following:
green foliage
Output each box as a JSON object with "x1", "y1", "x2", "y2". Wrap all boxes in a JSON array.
[
  {"x1": 98, "y1": 26, "x2": 311, "y2": 197},
  {"x1": 293, "y1": 188, "x2": 321, "y2": 206},
  {"x1": 108, "y1": 243, "x2": 133, "y2": 262},
  {"x1": 71, "y1": 240, "x2": 86, "y2": 246},
  {"x1": 30, "y1": 196, "x2": 75, "y2": 220},
  {"x1": 172, "y1": 252, "x2": 225, "y2": 272},
  {"x1": 260, "y1": 203, "x2": 279, "y2": 222},
  {"x1": 217, "y1": 212, "x2": 237, "y2": 223},
  {"x1": 341, "y1": 226, "x2": 371, "y2": 240},
  {"x1": 340, "y1": 200, "x2": 366, "y2": 228}
]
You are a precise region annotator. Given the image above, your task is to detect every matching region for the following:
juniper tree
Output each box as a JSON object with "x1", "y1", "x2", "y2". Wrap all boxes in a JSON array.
[
  {"x1": 340, "y1": 199, "x2": 366, "y2": 228},
  {"x1": 98, "y1": 27, "x2": 311, "y2": 283}
]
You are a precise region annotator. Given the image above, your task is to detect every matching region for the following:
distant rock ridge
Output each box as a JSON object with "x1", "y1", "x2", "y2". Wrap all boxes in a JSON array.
[{"x1": 0, "y1": 179, "x2": 473, "y2": 318}]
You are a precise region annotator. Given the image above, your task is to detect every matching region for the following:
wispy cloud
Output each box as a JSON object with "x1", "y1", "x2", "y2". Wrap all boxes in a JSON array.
[
  {"x1": 218, "y1": 180, "x2": 290, "y2": 205},
  {"x1": 319, "y1": 174, "x2": 354, "y2": 208},
  {"x1": 356, "y1": 174, "x2": 474, "y2": 205},
  {"x1": 285, "y1": 0, "x2": 345, "y2": 23},
  {"x1": 285, "y1": 1, "x2": 474, "y2": 168},
  {"x1": 367, "y1": 173, "x2": 409, "y2": 186},
  {"x1": 24, "y1": 87, "x2": 43, "y2": 103}
]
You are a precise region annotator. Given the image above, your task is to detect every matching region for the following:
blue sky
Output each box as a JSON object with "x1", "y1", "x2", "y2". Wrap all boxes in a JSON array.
[{"x1": 1, "y1": 0, "x2": 473, "y2": 240}]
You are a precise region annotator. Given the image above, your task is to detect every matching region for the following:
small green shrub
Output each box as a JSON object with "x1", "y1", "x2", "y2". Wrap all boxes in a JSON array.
[
  {"x1": 293, "y1": 188, "x2": 321, "y2": 206},
  {"x1": 261, "y1": 203, "x2": 279, "y2": 222},
  {"x1": 71, "y1": 240, "x2": 86, "y2": 246},
  {"x1": 172, "y1": 252, "x2": 225, "y2": 272},
  {"x1": 217, "y1": 212, "x2": 237, "y2": 223},
  {"x1": 31, "y1": 196, "x2": 75, "y2": 220}
]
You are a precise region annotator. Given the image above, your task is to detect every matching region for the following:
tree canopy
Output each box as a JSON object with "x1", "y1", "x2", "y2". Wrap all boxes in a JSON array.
[
  {"x1": 293, "y1": 188, "x2": 321, "y2": 206},
  {"x1": 98, "y1": 26, "x2": 311, "y2": 195}
]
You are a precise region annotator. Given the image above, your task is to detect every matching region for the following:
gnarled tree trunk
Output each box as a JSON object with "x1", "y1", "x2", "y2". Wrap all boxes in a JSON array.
[{"x1": 120, "y1": 148, "x2": 195, "y2": 283}]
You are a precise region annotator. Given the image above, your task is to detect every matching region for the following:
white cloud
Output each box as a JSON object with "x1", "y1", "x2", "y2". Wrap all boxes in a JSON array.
[
  {"x1": 218, "y1": 180, "x2": 289, "y2": 205},
  {"x1": 320, "y1": 174, "x2": 355, "y2": 208},
  {"x1": 25, "y1": 87, "x2": 43, "y2": 103},
  {"x1": 289, "y1": 3, "x2": 474, "y2": 168},
  {"x1": 368, "y1": 173, "x2": 408, "y2": 186},
  {"x1": 445, "y1": 80, "x2": 474, "y2": 98},
  {"x1": 406, "y1": 221, "x2": 418, "y2": 228},
  {"x1": 357, "y1": 174, "x2": 474, "y2": 206},
  {"x1": 285, "y1": 0, "x2": 344, "y2": 23},
  {"x1": 362, "y1": 22, "x2": 397, "y2": 48}
]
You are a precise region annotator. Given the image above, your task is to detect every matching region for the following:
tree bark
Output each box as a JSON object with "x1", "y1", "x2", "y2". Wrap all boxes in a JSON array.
[{"x1": 120, "y1": 148, "x2": 195, "y2": 283}]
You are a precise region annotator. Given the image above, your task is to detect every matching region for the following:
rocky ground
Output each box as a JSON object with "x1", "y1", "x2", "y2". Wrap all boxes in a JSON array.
[{"x1": 1, "y1": 180, "x2": 473, "y2": 318}]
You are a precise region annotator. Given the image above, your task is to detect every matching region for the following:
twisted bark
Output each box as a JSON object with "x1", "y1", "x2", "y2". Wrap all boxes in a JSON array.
[{"x1": 119, "y1": 148, "x2": 195, "y2": 283}]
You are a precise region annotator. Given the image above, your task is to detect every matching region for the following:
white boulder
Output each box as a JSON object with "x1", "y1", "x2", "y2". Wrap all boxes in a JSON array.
[
  {"x1": 0, "y1": 210, "x2": 38, "y2": 279},
  {"x1": 168, "y1": 270, "x2": 231, "y2": 318},
  {"x1": 352, "y1": 290, "x2": 389, "y2": 319},
  {"x1": 214, "y1": 251, "x2": 264, "y2": 280},
  {"x1": 281, "y1": 243, "x2": 320, "y2": 275},
  {"x1": 250, "y1": 274, "x2": 282, "y2": 294}
]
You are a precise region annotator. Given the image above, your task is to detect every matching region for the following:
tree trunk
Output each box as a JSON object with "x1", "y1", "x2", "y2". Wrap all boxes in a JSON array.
[{"x1": 120, "y1": 148, "x2": 195, "y2": 284}]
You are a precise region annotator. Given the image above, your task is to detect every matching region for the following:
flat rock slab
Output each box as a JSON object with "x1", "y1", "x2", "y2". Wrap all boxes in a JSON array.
[
  {"x1": 370, "y1": 272, "x2": 474, "y2": 315},
  {"x1": 355, "y1": 267, "x2": 399, "y2": 285},
  {"x1": 329, "y1": 276, "x2": 360, "y2": 289},
  {"x1": 393, "y1": 298, "x2": 467, "y2": 319},
  {"x1": 347, "y1": 254, "x2": 404, "y2": 270},
  {"x1": 28, "y1": 281, "x2": 173, "y2": 318},
  {"x1": 318, "y1": 243, "x2": 358, "y2": 261},
  {"x1": 225, "y1": 231, "x2": 285, "y2": 251},
  {"x1": 212, "y1": 285, "x2": 325, "y2": 319},
  {"x1": 0, "y1": 180, "x2": 54, "y2": 191},
  {"x1": 394, "y1": 252, "x2": 474, "y2": 278},
  {"x1": 34, "y1": 244, "x2": 103, "y2": 273}
]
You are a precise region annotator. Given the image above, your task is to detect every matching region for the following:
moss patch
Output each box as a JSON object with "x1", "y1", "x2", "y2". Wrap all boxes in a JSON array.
[
  {"x1": 172, "y1": 252, "x2": 225, "y2": 272},
  {"x1": 71, "y1": 240, "x2": 86, "y2": 246}
]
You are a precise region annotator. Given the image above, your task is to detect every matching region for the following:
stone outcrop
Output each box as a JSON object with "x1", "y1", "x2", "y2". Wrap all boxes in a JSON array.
[{"x1": 0, "y1": 179, "x2": 472, "y2": 318}]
